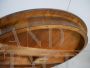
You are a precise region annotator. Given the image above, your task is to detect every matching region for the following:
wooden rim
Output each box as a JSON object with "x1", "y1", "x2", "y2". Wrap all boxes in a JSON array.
[{"x1": 0, "y1": 9, "x2": 88, "y2": 67}]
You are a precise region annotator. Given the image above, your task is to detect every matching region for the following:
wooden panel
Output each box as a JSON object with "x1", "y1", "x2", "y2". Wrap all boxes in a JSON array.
[{"x1": 0, "y1": 9, "x2": 88, "y2": 68}]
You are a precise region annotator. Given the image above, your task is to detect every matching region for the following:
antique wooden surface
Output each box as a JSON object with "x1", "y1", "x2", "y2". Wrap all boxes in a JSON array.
[{"x1": 0, "y1": 9, "x2": 88, "y2": 68}]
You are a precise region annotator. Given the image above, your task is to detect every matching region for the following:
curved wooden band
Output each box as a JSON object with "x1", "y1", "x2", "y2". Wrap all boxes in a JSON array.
[
  {"x1": 0, "y1": 24, "x2": 87, "y2": 46},
  {"x1": 0, "y1": 9, "x2": 87, "y2": 33},
  {"x1": 0, "y1": 24, "x2": 88, "y2": 58}
]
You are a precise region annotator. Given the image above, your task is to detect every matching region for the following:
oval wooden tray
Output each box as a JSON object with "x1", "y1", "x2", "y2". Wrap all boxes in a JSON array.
[{"x1": 0, "y1": 9, "x2": 88, "y2": 68}]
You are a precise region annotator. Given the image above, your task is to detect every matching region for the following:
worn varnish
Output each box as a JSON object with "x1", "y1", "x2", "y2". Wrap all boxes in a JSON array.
[{"x1": 0, "y1": 9, "x2": 88, "y2": 68}]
